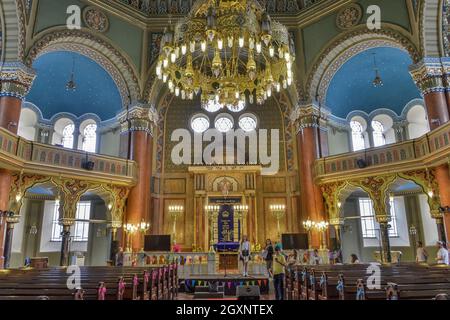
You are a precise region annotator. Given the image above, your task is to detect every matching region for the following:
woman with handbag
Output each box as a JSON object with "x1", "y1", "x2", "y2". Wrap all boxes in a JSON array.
[
  {"x1": 263, "y1": 239, "x2": 274, "y2": 278},
  {"x1": 239, "y1": 235, "x2": 251, "y2": 277}
]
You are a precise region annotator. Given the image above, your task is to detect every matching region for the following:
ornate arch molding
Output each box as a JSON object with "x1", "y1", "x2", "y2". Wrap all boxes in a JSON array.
[
  {"x1": 420, "y1": 0, "x2": 442, "y2": 57},
  {"x1": 0, "y1": 0, "x2": 25, "y2": 62},
  {"x1": 306, "y1": 28, "x2": 420, "y2": 106},
  {"x1": 25, "y1": 29, "x2": 141, "y2": 106}
]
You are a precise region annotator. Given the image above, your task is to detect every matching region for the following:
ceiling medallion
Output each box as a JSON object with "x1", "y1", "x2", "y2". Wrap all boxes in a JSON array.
[
  {"x1": 336, "y1": 4, "x2": 362, "y2": 30},
  {"x1": 83, "y1": 7, "x2": 109, "y2": 33},
  {"x1": 155, "y1": 0, "x2": 295, "y2": 109}
]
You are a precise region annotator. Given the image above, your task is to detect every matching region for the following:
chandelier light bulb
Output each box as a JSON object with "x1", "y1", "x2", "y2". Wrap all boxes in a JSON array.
[
  {"x1": 267, "y1": 87, "x2": 272, "y2": 97},
  {"x1": 278, "y1": 47, "x2": 283, "y2": 58},
  {"x1": 235, "y1": 90, "x2": 240, "y2": 99},
  {"x1": 181, "y1": 44, "x2": 187, "y2": 55},
  {"x1": 249, "y1": 38, "x2": 255, "y2": 50},
  {"x1": 168, "y1": 80, "x2": 173, "y2": 90},
  {"x1": 175, "y1": 86, "x2": 180, "y2": 96},
  {"x1": 256, "y1": 42, "x2": 262, "y2": 54},
  {"x1": 163, "y1": 73, "x2": 168, "y2": 83},
  {"x1": 215, "y1": 93, "x2": 220, "y2": 103},
  {"x1": 269, "y1": 46, "x2": 275, "y2": 57},
  {"x1": 239, "y1": 36, "x2": 245, "y2": 48},
  {"x1": 287, "y1": 77, "x2": 292, "y2": 86},
  {"x1": 181, "y1": 90, "x2": 186, "y2": 99},
  {"x1": 287, "y1": 61, "x2": 292, "y2": 71},
  {"x1": 170, "y1": 52, "x2": 176, "y2": 63},
  {"x1": 276, "y1": 83, "x2": 281, "y2": 92},
  {"x1": 283, "y1": 79, "x2": 287, "y2": 89},
  {"x1": 285, "y1": 52, "x2": 290, "y2": 62},
  {"x1": 228, "y1": 36, "x2": 234, "y2": 48},
  {"x1": 163, "y1": 58, "x2": 169, "y2": 68},
  {"x1": 217, "y1": 38, "x2": 223, "y2": 50},
  {"x1": 201, "y1": 40, "x2": 207, "y2": 52},
  {"x1": 190, "y1": 41, "x2": 196, "y2": 53}
]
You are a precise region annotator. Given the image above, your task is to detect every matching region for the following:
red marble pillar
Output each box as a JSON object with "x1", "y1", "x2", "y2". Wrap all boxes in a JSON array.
[
  {"x1": 119, "y1": 105, "x2": 156, "y2": 251},
  {"x1": 435, "y1": 165, "x2": 450, "y2": 242},
  {"x1": 295, "y1": 104, "x2": 328, "y2": 248},
  {"x1": 0, "y1": 63, "x2": 35, "y2": 267}
]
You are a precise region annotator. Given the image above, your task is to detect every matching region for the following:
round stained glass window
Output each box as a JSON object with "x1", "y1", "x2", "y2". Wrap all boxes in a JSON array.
[
  {"x1": 191, "y1": 115, "x2": 210, "y2": 133},
  {"x1": 214, "y1": 114, "x2": 234, "y2": 133},
  {"x1": 202, "y1": 100, "x2": 222, "y2": 113},
  {"x1": 238, "y1": 114, "x2": 257, "y2": 132}
]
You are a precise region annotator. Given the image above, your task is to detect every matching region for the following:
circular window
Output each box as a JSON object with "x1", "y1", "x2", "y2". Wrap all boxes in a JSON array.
[
  {"x1": 238, "y1": 114, "x2": 257, "y2": 132},
  {"x1": 191, "y1": 114, "x2": 210, "y2": 133},
  {"x1": 226, "y1": 101, "x2": 245, "y2": 113},
  {"x1": 214, "y1": 114, "x2": 234, "y2": 133},
  {"x1": 202, "y1": 100, "x2": 222, "y2": 113}
]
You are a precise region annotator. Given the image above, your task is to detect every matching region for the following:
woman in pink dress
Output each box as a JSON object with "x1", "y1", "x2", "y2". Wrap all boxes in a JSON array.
[
  {"x1": 117, "y1": 277, "x2": 126, "y2": 300},
  {"x1": 132, "y1": 274, "x2": 139, "y2": 300},
  {"x1": 97, "y1": 282, "x2": 107, "y2": 300}
]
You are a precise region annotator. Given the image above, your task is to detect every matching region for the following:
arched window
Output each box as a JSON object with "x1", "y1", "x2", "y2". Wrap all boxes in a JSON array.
[
  {"x1": 372, "y1": 120, "x2": 386, "y2": 147},
  {"x1": 238, "y1": 113, "x2": 257, "y2": 132},
  {"x1": 350, "y1": 120, "x2": 365, "y2": 151},
  {"x1": 214, "y1": 114, "x2": 234, "y2": 133},
  {"x1": 62, "y1": 124, "x2": 75, "y2": 149},
  {"x1": 191, "y1": 114, "x2": 210, "y2": 133},
  {"x1": 82, "y1": 123, "x2": 97, "y2": 152}
]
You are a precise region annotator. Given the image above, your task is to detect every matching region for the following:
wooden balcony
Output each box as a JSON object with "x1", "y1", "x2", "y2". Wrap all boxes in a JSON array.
[
  {"x1": 0, "y1": 127, "x2": 137, "y2": 186},
  {"x1": 314, "y1": 122, "x2": 450, "y2": 184}
]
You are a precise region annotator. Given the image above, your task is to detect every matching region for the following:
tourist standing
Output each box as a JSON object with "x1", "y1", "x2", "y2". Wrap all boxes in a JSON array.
[
  {"x1": 263, "y1": 239, "x2": 274, "y2": 278},
  {"x1": 239, "y1": 235, "x2": 251, "y2": 277},
  {"x1": 436, "y1": 241, "x2": 449, "y2": 265},
  {"x1": 116, "y1": 247, "x2": 124, "y2": 266},
  {"x1": 416, "y1": 241, "x2": 428, "y2": 263},
  {"x1": 273, "y1": 246, "x2": 287, "y2": 300}
]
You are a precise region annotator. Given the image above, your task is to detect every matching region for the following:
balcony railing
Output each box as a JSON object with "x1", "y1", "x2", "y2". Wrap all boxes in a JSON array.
[
  {"x1": 0, "y1": 127, "x2": 137, "y2": 185},
  {"x1": 314, "y1": 122, "x2": 450, "y2": 183}
]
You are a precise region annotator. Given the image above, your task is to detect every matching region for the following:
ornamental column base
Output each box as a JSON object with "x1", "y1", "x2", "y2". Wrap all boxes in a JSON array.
[{"x1": 379, "y1": 222, "x2": 392, "y2": 264}]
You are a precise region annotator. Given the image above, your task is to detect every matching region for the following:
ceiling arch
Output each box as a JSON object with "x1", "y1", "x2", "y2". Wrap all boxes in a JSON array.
[
  {"x1": 26, "y1": 51, "x2": 122, "y2": 121},
  {"x1": 326, "y1": 47, "x2": 422, "y2": 118}
]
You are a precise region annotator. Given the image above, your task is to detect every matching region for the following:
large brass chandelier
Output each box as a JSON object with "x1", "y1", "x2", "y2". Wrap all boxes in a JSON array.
[{"x1": 155, "y1": 0, "x2": 295, "y2": 111}]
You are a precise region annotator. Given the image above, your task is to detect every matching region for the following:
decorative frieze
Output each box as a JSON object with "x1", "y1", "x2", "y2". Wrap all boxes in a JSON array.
[
  {"x1": 409, "y1": 58, "x2": 445, "y2": 95},
  {"x1": 118, "y1": 103, "x2": 159, "y2": 135},
  {"x1": 290, "y1": 102, "x2": 330, "y2": 132},
  {"x1": 0, "y1": 62, "x2": 36, "y2": 99}
]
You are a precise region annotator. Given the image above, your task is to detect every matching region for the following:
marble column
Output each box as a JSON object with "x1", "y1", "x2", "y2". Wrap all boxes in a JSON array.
[
  {"x1": 60, "y1": 224, "x2": 72, "y2": 267},
  {"x1": 410, "y1": 58, "x2": 449, "y2": 130},
  {"x1": 411, "y1": 59, "x2": 450, "y2": 241},
  {"x1": 378, "y1": 220, "x2": 392, "y2": 264},
  {"x1": 119, "y1": 104, "x2": 157, "y2": 251},
  {"x1": 292, "y1": 103, "x2": 329, "y2": 248},
  {"x1": 0, "y1": 63, "x2": 35, "y2": 268}
]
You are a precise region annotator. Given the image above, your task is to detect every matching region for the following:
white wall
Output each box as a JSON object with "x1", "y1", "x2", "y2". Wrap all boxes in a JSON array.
[
  {"x1": 12, "y1": 202, "x2": 26, "y2": 253},
  {"x1": 418, "y1": 194, "x2": 439, "y2": 246},
  {"x1": 327, "y1": 127, "x2": 350, "y2": 155},
  {"x1": 99, "y1": 130, "x2": 120, "y2": 156}
]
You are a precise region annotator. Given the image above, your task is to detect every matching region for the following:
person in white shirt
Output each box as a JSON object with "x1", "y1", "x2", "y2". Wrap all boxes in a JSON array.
[
  {"x1": 436, "y1": 241, "x2": 449, "y2": 265},
  {"x1": 416, "y1": 241, "x2": 428, "y2": 263}
]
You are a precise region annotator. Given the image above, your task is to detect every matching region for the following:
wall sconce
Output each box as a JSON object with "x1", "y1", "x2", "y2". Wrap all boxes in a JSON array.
[{"x1": 29, "y1": 225, "x2": 38, "y2": 236}]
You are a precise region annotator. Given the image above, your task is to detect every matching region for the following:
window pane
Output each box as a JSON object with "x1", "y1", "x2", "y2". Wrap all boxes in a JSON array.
[
  {"x1": 191, "y1": 115, "x2": 210, "y2": 133},
  {"x1": 350, "y1": 121, "x2": 365, "y2": 151},
  {"x1": 73, "y1": 202, "x2": 90, "y2": 242},
  {"x1": 82, "y1": 124, "x2": 97, "y2": 153},
  {"x1": 51, "y1": 202, "x2": 62, "y2": 241},
  {"x1": 372, "y1": 120, "x2": 385, "y2": 147},
  {"x1": 358, "y1": 198, "x2": 377, "y2": 238},
  {"x1": 389, "y1": 199, "x2": 399, "y2": 237},
  {"x1": 62, "y1": 124, "x2": 75, "y2": 149}
]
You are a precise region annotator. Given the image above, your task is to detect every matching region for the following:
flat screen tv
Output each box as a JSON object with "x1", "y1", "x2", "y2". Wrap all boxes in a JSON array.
[
  {"x1": 144, "y1": 235, "x2": 171, "y2": 251},
  {"x1": 281, "y1": 233, "x2": 308, "y2": 250}
]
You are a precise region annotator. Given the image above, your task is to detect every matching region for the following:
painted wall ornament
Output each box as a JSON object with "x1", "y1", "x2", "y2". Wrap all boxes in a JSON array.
[
  {"x1": 83, "y1": 7, "x2": 109, "y2": 33},
  {"x1": 336, "y1": 4, "x2": 362, "y2": 30}
]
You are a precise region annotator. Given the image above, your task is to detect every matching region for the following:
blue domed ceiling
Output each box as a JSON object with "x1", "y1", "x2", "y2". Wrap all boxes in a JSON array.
[
  {"x1": 26, "y1": 51, "x2": 122, "y2": 121},
  {"x1": 325, "y1": 47, "x2": 421, "y2": 119}
]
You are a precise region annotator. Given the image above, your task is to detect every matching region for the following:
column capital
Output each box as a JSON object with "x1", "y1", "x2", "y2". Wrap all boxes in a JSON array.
[
  {"x1": 329, "y1": 217, "x2": 344, "y2": 226},
  {"x1": 58, "y1": 217, "x2": 75, "y2": 227},
  {"x1": 0, "y1": 62, "x2": 36, "y2": 99},
  {"x1": 290, "y1": 101, "x2": 330, "y2": 132},
  {"x1": 118, "y1": 102, "x2": 158, "y2": 135},
  {"x1": 375, "y1": 214, "x2": 392, "y2": 224},
  {"x1": 110, "y1": 220, "x2": 122, "y2": 229},
  {"x1": 409, "y1": 58, "x2": 445, "y2": 95},
  {"x1": 5, "y1": 215, "x2": 20, "y2": 225}
]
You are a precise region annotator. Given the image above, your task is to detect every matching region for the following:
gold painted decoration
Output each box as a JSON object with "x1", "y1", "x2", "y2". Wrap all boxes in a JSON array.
[
  {"x1": 83, "y1": 7, "x2": 109, "y2": 33},
  {"x1": 336, "y1": 4, "x2": 362, "y2": 30}
]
